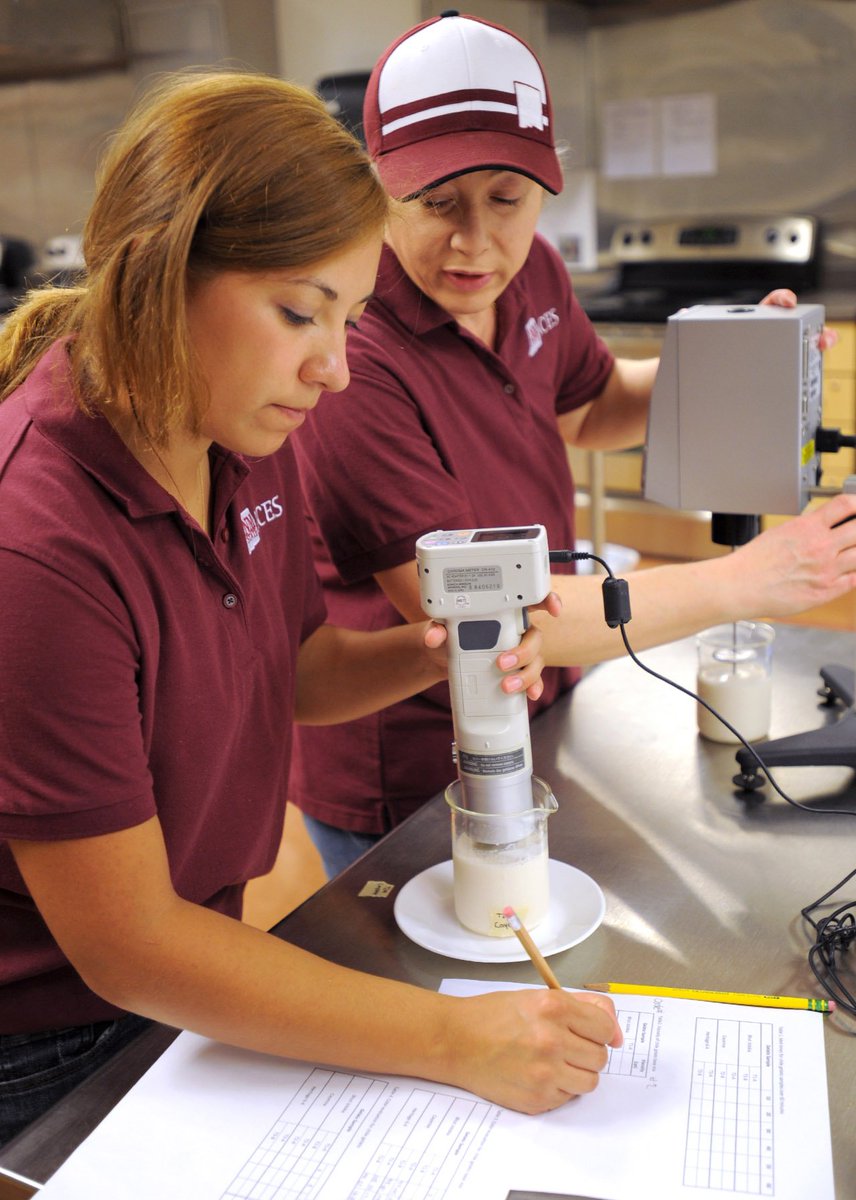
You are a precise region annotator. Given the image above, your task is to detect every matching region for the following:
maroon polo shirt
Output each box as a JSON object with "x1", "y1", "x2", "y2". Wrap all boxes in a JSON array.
[
  {"x1": 0, "y1": 342, "x2": 326, "y2": 1032},
  {"x1": 291, "y1": 235, "x2": 615, "y2": 834}
]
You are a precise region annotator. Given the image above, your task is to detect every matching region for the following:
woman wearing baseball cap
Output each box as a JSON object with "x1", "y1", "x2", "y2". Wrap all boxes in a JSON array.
[{"x1": 290, "y1": 12, "x2": 856, "y2": 875}]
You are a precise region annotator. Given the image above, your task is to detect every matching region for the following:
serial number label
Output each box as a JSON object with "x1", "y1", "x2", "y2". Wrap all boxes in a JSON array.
[{"x1": 443, "y1": 565, "x2": 502, "y2": 593}]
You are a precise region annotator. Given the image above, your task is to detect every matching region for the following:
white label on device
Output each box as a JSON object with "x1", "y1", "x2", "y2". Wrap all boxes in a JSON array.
[
  {"x1": 459, "y1": 748, "x2": 526, "y2": 776},
  {"x1": 443, "y1": 566, "x2": 502, "y2": 593}
]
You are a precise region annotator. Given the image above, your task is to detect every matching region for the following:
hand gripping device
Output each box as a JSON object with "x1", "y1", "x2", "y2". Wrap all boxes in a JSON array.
[{"x1": 416, "y1": 526, "x2": 552, "y2": 833}]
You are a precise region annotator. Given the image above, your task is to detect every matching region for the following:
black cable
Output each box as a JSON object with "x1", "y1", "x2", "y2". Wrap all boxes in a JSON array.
[
  {"x1": 801, "y1": 868, "x2": 856, "y2": 1019},
  {"x1": 816, "y1": 426, "x2": 856, "y2": 453},
  {"x1": 551, "y1": 547, "x2": 856, "y2": 1016},
  {"x1": 551, "y1": 548, "x2": 856, "y2": 818}
]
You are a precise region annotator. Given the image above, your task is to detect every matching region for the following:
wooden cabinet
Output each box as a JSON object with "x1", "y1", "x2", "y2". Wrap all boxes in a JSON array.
[{"x1": 819, "y1": 321, "x2": 856, "y2": 488}]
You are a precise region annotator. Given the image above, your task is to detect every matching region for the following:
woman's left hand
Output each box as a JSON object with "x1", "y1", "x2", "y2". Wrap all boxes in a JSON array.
[
  {"x1": 423, "y1": 591, "x2": 563, "y2": 702},
  {"x1": 760, "y1": 288, "x2": 838, "y2": 350}
]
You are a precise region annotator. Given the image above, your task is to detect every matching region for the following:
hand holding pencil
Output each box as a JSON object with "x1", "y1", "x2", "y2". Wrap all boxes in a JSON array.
[
  {"x1": 442, "y1": 912, "x2": 622, "y2": 1113},
  {"x1": 502, "y1": 904, "x2": 624, "y2": 1047}
]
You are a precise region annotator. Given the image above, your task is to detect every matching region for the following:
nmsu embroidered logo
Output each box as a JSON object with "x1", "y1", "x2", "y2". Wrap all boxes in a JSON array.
[
  {"x1": 239, "y1": 495, "x2": 284, "y2": 555},
  {"x1": 240, "y1": 507, "x2": 261, "y2": 555},
  {"x1": 524, "y1": 308, "x2": 560, "y2": 358}
]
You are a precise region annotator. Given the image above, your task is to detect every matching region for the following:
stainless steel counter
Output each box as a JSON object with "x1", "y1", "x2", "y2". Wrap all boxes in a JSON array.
[
  {"x1": 1, "y1": 624, "x2": 854, "y2": 1198},
  {"x1": 536, "y1": 624, "x2": 856, "y2": 1200}
]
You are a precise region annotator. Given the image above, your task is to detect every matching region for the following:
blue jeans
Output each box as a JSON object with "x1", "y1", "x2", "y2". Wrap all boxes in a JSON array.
[
  {"x1": 0, "y1": 1013, "x2": 152, "y2": 1149},
  {"x1": 302, "y1": 814, "x2": 382, "y2": 878}
]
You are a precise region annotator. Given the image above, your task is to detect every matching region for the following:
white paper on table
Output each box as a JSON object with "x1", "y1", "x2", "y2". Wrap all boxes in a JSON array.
[
  {"x1": 35, "y1": 980, "x2": 833, "y2": 1200},
  {"x1": 441, "y1": 979, "x2": 835, "y2": 1200},
  {"x1": 35, "y1": 1033, "x2": 512, "y2": 1200}
]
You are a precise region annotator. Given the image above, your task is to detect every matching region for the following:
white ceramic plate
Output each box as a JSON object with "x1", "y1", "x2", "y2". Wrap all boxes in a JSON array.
[{"x1": 393, "y1": 859, "x2": 606, "y2": 963}]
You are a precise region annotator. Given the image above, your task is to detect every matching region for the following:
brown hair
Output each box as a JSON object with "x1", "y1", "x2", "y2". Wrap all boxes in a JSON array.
[{"x1": 0, "y1": 71, "x2": 388, "y2": 443}]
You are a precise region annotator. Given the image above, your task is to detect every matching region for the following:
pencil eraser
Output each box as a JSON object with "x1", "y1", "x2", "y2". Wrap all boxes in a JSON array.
[{"x1": 502, "y1": 906, "x2": 514, "y2": 917}]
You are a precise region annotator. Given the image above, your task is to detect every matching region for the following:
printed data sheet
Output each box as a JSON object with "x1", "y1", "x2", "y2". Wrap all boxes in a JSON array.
[
  {"x1": 35, "y1": 982, "x2": 834, "y2": 1200},
  {"x1": 443, "y1": 979, "x2": 835, "y2": 1200},
  {"x1": 36, "y1": 1035, "x2": 506, "y2": 1200}
]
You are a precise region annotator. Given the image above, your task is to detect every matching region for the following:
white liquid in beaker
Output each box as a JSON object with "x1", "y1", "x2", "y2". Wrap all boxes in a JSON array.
[
  {"x1": 697, "y1": 661, "x2": 772, "y2": 743},
  {"x1": 452, "y1": 842, "x2": 549, "y2": 937}
]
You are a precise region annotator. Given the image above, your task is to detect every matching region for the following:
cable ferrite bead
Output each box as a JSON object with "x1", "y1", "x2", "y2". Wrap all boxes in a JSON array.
[{"x1": 602, "y1": 577, "x2": 631, "y2": 628}]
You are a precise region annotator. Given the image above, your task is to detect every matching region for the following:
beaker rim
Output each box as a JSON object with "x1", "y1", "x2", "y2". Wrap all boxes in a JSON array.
[
  {"x1": 697, "y1": 621, "x2": 775, "y2": 648},
  {"x1": 444, "y1": 775, "x2": 558, "y2": 817}
]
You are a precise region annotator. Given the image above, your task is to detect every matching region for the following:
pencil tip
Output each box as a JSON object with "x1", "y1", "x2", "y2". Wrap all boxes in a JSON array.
[{"x1": 583, "y1": 983, "x2": 608, "y2": 992}]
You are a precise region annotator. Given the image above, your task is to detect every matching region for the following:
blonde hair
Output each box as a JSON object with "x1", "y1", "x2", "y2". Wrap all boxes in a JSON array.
[{"x1": 0, "y1": 71, "x2": 388, "y2": 443}]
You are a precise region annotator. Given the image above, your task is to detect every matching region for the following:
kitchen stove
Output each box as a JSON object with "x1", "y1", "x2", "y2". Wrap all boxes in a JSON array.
[{"x1": 579, "y1": 215, "x2": 819, "y2": 324}]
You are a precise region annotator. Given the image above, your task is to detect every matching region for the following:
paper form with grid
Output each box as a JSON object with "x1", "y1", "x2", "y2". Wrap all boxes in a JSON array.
[{"x1": 34, "y1": 982, "x2": 833, "y2": 1200}]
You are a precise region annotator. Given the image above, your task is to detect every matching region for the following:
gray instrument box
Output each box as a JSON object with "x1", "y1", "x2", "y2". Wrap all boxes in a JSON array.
[{"x1": 643, "y1": 303, "x2": 825, "y2": 516}]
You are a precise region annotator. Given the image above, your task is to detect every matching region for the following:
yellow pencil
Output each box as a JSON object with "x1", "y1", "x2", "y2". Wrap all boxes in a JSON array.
[
  {"x1": 503, "y1": 906, "x2": 562, "y2": 990},
  {"x1": 584, "y1": 982, "x2": 834, "y2": 1012}
]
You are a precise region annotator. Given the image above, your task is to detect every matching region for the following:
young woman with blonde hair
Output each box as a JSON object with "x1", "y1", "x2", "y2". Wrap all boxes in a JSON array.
[{"x1": 0, "y1": 70, "x2": 619, "y2": 1147}]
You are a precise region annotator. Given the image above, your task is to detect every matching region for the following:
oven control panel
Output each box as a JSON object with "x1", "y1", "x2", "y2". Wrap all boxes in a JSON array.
[{"x1": 610, "y1": 216, "x2": 816, "y2": 264}]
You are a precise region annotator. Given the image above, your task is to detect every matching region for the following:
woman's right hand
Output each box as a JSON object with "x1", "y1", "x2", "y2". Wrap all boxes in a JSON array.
[
  {"x1": 728, "y1": 491, "x2": 856, "y2": 619},
  {"x1": 441, "y1": 986, "x2": 622, "y2": 1114}
]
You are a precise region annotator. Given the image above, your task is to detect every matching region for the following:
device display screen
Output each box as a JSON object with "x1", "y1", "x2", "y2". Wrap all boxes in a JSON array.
[{"x1": 471, "y1": 527, "x2": 540, "y2": 543}]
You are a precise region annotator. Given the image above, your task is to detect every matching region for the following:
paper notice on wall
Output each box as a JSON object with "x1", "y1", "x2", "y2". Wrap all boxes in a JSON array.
[
  {"x1": 602, "y1": 98, "x2": 658, "y2": 178},
  {"x1": 601, "y1": 93, "x2": 717, "y2": 178},
  {"x1": 661, "y1": 93, "x2": 717, "y2": 176}
]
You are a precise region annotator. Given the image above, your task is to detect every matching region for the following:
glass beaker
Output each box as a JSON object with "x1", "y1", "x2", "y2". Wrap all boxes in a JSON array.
[
  {"x1": 445, "y1": 776, "x2": 557, "y2": 937},
  {"x1": 696, "y1": 621, "x2": 775, "y2": 743}
]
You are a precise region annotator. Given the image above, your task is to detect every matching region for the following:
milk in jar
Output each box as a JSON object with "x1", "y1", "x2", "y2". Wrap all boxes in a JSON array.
[
  {"x1": 697, "y1": 661, "x2": 773, "y2": 742},
  {"x1": 696, "y1": 622, "x2": 775, "y2": 744},
  {"x1": 452, "y1": 840, "x2": 549, "y2": 936},
  {"x1": 445, "y1": 776, "x2": 557, "y2": 938}
]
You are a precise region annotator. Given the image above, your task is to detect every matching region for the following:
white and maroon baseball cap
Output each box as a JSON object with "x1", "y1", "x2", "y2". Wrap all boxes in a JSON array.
[{"x1": 364, "y1": 10, "x2": 563, "y2": 199}]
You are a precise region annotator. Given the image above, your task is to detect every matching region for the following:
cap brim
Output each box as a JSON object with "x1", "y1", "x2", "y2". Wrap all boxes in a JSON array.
[{"x1": 375, "y1": 129, "x2": 564, "y2": 199}]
